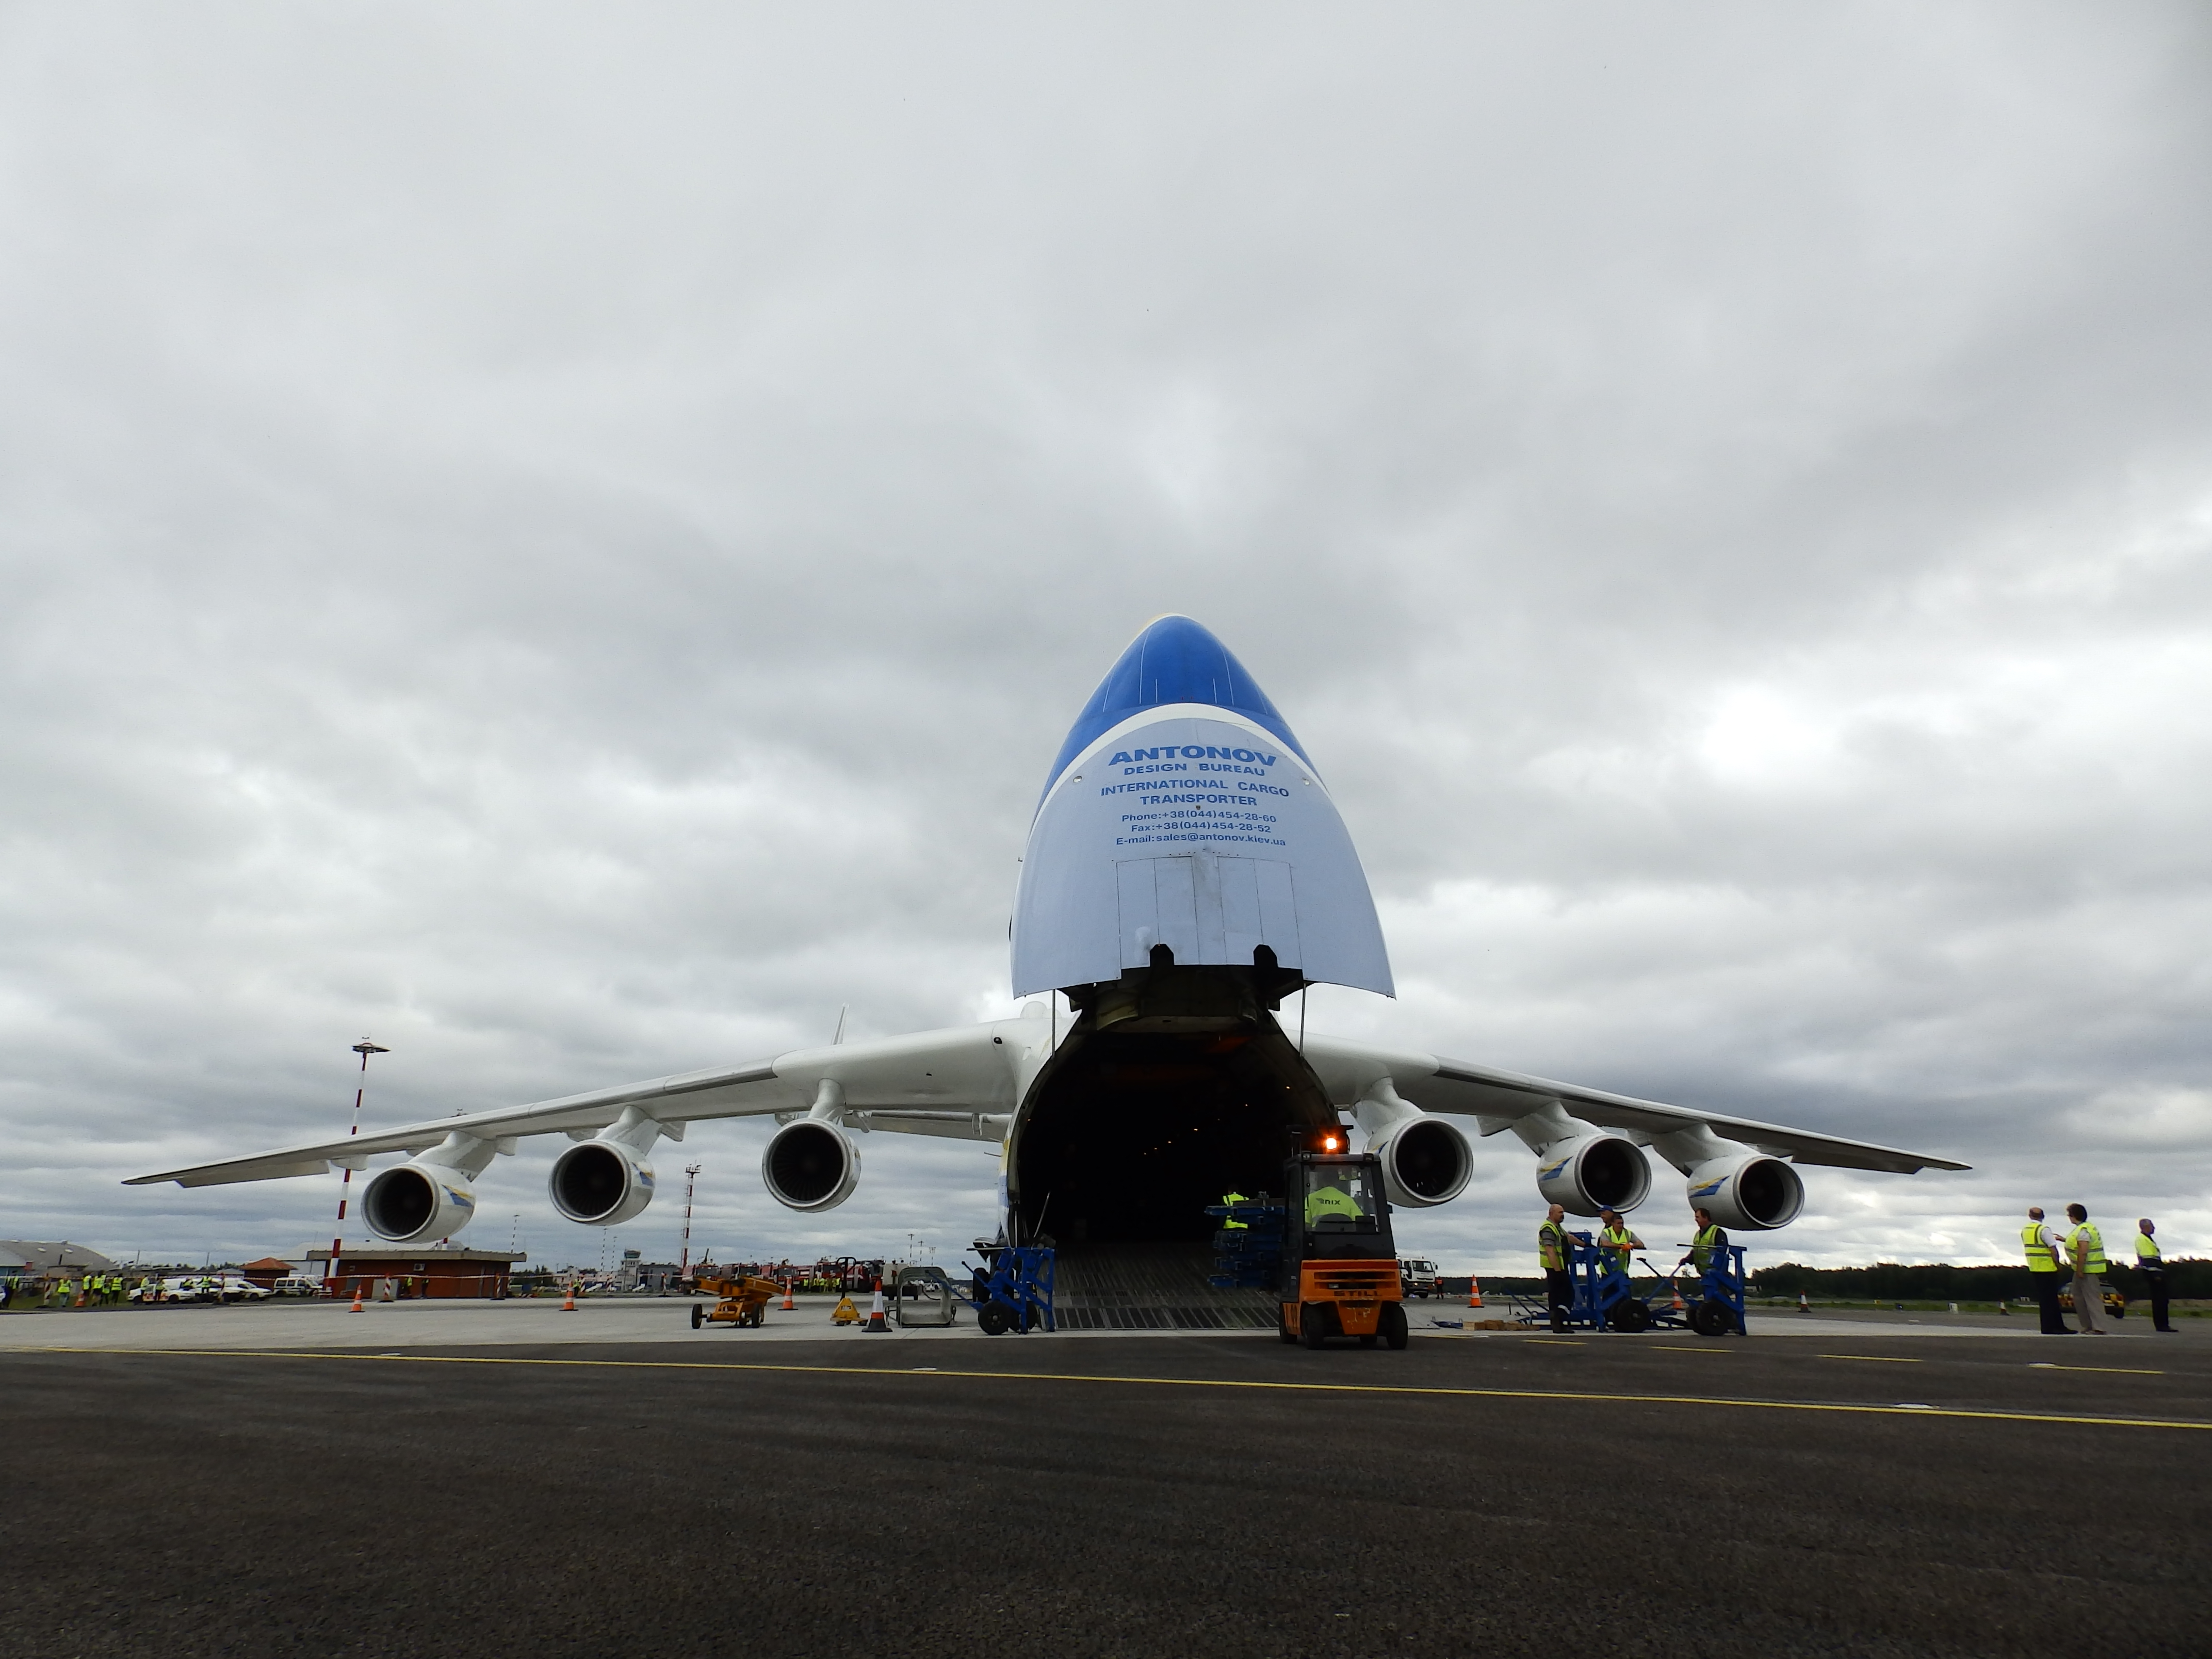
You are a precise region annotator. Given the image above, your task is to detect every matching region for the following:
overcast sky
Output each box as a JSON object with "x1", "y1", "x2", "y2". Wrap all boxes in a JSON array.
[{"x1": 3, "y1": 5, "x2": 2207, "y2": 1275}]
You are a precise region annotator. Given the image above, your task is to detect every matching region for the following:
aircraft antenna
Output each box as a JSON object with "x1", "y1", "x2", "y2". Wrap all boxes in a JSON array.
[{"x1": 832, "y1": 1005, "x2": 848, "y2": 1046}]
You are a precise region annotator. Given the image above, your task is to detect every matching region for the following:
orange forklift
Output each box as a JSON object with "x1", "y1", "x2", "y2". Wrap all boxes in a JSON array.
[{"x1": 1278, "y1": 1147, "x2": 1409, "y2": 1349}]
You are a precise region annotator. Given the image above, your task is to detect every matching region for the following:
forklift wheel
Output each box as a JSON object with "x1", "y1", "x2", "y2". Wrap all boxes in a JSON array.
[
  {"x1": 1278, "y1": 1307, "x2": 1297, "y2": 1345},
  {"x1": 1300, "y1": 1303, "x2": 1336, "y2": 1349},
  {"x1": 689, "y1": 1303, "x2": 703, "y2": 1329},
  {"x1": 978, "y1": 1300, "x2": 1014, "y2": 1336},
  {"x1": 1380, "y1": 1303, "x2": 1409, "y2": 1350}
]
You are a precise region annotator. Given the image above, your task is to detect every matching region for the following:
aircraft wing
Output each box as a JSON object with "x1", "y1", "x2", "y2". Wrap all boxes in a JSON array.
[
  {"x1": 1299, "y1": 1034, "x2": 1969, "y2": 1173},
  {"x1": 125, "y1": 1022, "x2": 1023, "y2": 1189}
]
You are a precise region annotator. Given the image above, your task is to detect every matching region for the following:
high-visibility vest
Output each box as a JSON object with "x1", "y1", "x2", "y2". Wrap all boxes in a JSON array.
[
  {"x1": 2137, "y1": 1232, "x2": 2162, "y2": 1268},
  {"x1": 2071, "y1": 1222, "x2": 2105, "y2": 1275},
  {"x1": 1305, "y1": 1185, "x2": 1364, "y2": 1227},
  {"x1": 1538, "y1": 1220, "x2": 1572, "y2": 1273},
  {"x1": 1598, "y1": 1226, "x2": 1633, "y2": 1274},
  {"x1": 1221, "y1": 1192, "x2": 1249, "y2": 1231},
  {"x1": 1691, "y1": 1223, "x2": 1726, "y2": 1272},
  {"x1": 2022, "y1": 1222, "x2": 2060, "y2": 1273}
]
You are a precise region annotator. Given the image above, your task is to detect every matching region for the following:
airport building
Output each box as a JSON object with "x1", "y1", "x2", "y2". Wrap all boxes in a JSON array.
[{"x1": 310, "y1": 1244, "x2": 526, "y2": 1299}]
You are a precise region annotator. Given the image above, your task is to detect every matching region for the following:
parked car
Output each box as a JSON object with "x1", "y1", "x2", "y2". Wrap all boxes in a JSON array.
[
  {"x1": 145, "y1": 1274, "x2": 271, "y2": 1304},
  {"x1": 1398, "y1": 1258, "x2": 1441, "y2": 1298},
  {"x1": 271, "y1": 1276, "x2": 324, "y2": 1297}
]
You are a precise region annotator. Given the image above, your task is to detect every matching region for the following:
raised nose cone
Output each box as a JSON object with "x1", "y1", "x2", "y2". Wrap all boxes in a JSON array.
[
  {"x1": 1040, "y1": 615, "x2": 1311, "y2": 800},
  {"x1": 1012, "y1": 618, "x2": 1392, "y2": 1000}
]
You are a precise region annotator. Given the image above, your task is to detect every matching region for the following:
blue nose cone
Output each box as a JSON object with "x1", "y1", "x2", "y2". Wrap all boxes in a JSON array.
[{"x1": 1042, "y1": 615, "x2": 1310, "y2": 799}]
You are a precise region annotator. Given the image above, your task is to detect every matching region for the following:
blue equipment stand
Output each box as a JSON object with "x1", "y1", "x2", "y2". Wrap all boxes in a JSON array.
[
  {"x1": 1205, "y1": 1199, "x2": 1286, "y2": 1290},
  {"x1": 1521, "y1": 1236, "x2": 1749, "y2": 1336},
  {"x1": 960, "y1": 1244, "x2": 1056, "y2": 1335}
]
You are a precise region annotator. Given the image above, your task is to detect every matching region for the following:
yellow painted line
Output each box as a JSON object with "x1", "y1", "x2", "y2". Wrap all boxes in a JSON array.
[
  {"x1": 19, "y1": 1345, "x2": 2212, "y2": 1433},
  {"x1": 1821, "y1": 1354, "x2": 1923, "y2": 1364},
  {"x1": 2028, "y1": 1363, "x2": 2163, "y2": 1376}
]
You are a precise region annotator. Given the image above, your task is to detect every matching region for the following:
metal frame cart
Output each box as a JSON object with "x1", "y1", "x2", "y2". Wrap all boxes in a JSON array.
[
  {"x1": 958, "y1": 1244, "x2": 1056, "y2": 1335},
  {"x1": 1510, "y1": 1238, "x2": 1750, "y2": 1337}
]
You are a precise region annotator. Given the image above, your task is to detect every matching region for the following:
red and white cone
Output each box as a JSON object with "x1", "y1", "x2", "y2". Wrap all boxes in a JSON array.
[
  {"x1": 865, "y1": 1281, "x2": 889, "y2": 1332},
  {"x1": 1797, "y1": 1291, "x2": 1812, "y2": 1314}
]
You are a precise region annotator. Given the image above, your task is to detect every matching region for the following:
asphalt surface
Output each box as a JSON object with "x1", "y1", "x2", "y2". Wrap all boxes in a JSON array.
[{"x1": 4, "y1": 1330, "x2": 2204, "y2": 1658}]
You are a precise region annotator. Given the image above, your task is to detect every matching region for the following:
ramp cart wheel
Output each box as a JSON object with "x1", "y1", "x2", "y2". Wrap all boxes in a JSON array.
[
  {"x1": 1690, "y1": 1299, "x2": 1732, "y2": 1337},
  {"x1": 1380, "y1": 1303, "x2": 1409, "y2": 1350},
  {"x1": 1606, "y1": 1299, "x2": 1652, "y2": 1334},
  {"x1": 689, "y1": 1303, "x2": 703, "y2": 1329},
  {"x1": 978, "y1": 1299, "x2": 1015, "y2": 1336}
]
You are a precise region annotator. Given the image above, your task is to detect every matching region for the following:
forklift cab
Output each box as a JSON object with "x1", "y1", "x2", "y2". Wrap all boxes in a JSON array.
[{"x1": 1279, "y1": 1151, "x2": 1408, "y2": 1348}]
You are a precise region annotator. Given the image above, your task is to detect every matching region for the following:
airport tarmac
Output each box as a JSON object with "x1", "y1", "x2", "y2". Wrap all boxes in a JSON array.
[
  {"x1": 2, "y1": 1326, "x2": 2202, "y2": 1659},
  {"x1": 1, "y1": 1291, "x2": 2190, "y2": 1347}
]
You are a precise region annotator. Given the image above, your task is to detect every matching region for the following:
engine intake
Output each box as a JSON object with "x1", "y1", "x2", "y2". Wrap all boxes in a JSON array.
[
  {"x1": 762, "y1": 1119, "x2": 860, "y2": 1211},
  {"x1": 1685, "y1": 1154, "x2": 1803, "y2": 1231},
  {"x1": 363, "y1": 1163, "x2": 478, "y2": 1244},
  {"x1": 1370, "y1": 1115, "x2": 1472, "y2": 1208},
  {"x1": 550, "y1": 1140, "x2": 657, "y2": 1226},
  {"x1": 1534, "y1": 1132, "x2": 1652, "y2": 1216}
]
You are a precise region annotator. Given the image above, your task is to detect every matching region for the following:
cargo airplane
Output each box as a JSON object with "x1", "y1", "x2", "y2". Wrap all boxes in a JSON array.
[{"x1": 131, "y1": 616, "x2": 1965, "y2": 1256}]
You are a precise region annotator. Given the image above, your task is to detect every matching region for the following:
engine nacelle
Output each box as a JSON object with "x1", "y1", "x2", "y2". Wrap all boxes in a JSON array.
[
  {"x1": 363, "y1": 1162, "x2": 479, "y2": 1244},
  {"x1": 1535, "y1": 1132, "x2": 1652, "y2": 1217},
  {"x1": 1369, "y1": 1115, "x2": 1473, "y2": 1208},
  {"x1": 550, "y1": 1138, "x2": 657, "y2": 1226},
  {"x1": 1685, "y1": 1154, "x2": 1803, "y2": 1231},
  {"x1": 762, "y1": 1118, "x2": 861, "y2": 1211}
]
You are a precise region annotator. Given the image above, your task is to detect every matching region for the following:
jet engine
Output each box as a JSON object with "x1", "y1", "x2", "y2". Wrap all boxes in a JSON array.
[
  {"x1": 549, "y1": 1138, "x2": 657, "y2": 1226},
  {"x1": 1685, "y1": 1153, "x2": 1803, "y2": 1231},
  {"x1": 762, "y1": 1118, "x2": 861, "y2": 1211},
  {"x1": 1368, "y1": 1114, "x2": 1473, "y2": 1208},
  {"x1": 1534, "y1": 1132, "x2": 1652, "y2": 1217},
  {"x1": 363, "y1": 1162, "x2": 478, "y2": 1245}
]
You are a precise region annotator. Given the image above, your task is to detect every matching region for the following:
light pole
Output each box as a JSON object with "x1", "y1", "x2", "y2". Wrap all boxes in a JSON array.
[
  {"x1": 325, "y1": 1041, "x2": 387, "y2": 1284},
  {"x1": 679, "y1": 1164, "x2": 702, "y2": 1278}
]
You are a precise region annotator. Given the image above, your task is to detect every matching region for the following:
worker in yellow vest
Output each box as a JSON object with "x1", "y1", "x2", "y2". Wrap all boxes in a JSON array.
[
  {"x1": 1537, "y1": 1203, "x2": 1577, "y2": 1332},
  {"x1": 2063, "y1": 1203, "x2": 2107, "y2": 1334},
  {"x1": 1595, "y1": 1209, "x2": 1642, "y2": 1281},
  {"x1": 1304, "y1": 1179, "x2": 1365, "y2": 1229},
  {"x1": 1220, "y1": 1192, "x2": 1250, "y2": 1230},
  {"x1": 2135, "y1": 1217, "x2": 2175, "y2": 1333},
  {"x1": 2022, "y1": 1207, "x2": 2070, "y2": 1334}
]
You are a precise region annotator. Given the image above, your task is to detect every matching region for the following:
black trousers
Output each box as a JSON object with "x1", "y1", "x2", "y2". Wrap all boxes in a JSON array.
[
  {"x1": 2143, "y1": 1271, "x2": 2173, "y2": 1330},
  {"x1": 1546, "y1": 1269, "x2": 1574, "y2": 1331},
  {"x1": 2035, "y1": 1276, "x2": 2070, "y2": 1333}
]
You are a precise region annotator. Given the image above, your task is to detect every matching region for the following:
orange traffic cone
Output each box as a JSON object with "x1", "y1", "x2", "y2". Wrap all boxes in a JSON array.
[
  {"x1": 1671, "y1": 1283, "x2": 1686, "y2": 1313},
  {"x1": 561, "y1": 1283, "x2": 577, "y2": 1312},
  {"x1": 782, "y1": 1279, "x2": 796, "y2": 1311},
  {"x1": 1467, "y1": 1277, "x2": 1484, "y2": 1309},
  {"x1": 348, "y1": 1286, "x2": 365, "y2": 1313}
]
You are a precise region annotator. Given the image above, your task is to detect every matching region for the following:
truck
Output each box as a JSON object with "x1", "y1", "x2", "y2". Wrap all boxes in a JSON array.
[
  {"x1": 1396, "y1": 1257, "x2": 1441, "y2": 1298},
  {"x1": 1278, "y1": 1149, "x2": 1409, "y2": 1349}
]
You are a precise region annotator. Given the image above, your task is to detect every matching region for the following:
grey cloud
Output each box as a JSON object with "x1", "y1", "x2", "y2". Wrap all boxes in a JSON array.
[{"x1": 3, "y1": 6, "x2": 2208, "y2": 1274}]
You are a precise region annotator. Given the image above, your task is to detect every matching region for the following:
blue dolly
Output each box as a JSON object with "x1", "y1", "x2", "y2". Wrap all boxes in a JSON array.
[
  {"x1": 1205, "y1": 1198, "x2": 1287, "y2": 1290},
  {"x1": 959, "y1": 1244, "x2": 1056, "y2": 1335}
]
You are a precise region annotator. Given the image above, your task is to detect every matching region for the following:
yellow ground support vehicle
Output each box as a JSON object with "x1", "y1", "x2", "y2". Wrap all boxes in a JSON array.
[
  {"x1": 689, "y1": 1273, "x2": 783, "y2": 1329},
  {"x1": 1278, "y1": 1150, "x2": 1409, "y2": 1349}
]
